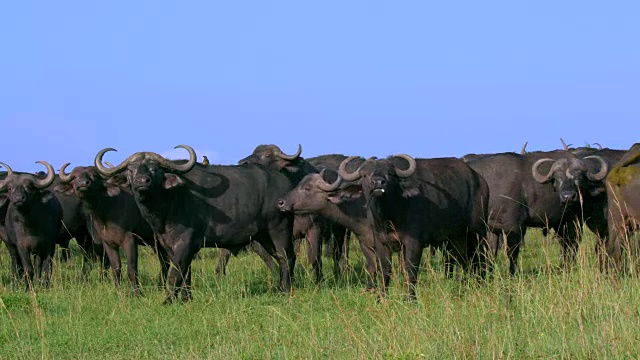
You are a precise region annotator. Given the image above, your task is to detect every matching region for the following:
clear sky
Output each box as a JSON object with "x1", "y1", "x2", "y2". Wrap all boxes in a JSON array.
[{"x1": 1, "y1": 1, "x2": 638, "y2": 172}]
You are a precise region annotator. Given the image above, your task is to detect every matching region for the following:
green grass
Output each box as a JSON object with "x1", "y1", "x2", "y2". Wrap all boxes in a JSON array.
[{"x1": 2, "y1": 229, "x2": 640, "y2": 359}]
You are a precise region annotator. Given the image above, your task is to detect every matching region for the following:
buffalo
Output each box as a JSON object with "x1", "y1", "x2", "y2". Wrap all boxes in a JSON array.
[
  {"x1": 465, "y1": 141, "x2": 610, "y2": 274},
  {"x1": 0, "y1": 161, "x2": 62, "y2": 290},
  {"x1": 54, "y1": 164, "x2": 170, "y2": 296},
  {"x1": 227, "y1": 144, "x2": 350, "y2": 282},
  {"x1": 278, "y1": 168, "x2": 378, "y2": 290},
  {"x1": 94, "y1": 145, "x2": 296, "y2": 303},
  {"x1": 605, "y1": 143, "x2": 640, "y2": 270},
  {"x1": 337, "y1": 154, "x2": 490, "y2": 300}
]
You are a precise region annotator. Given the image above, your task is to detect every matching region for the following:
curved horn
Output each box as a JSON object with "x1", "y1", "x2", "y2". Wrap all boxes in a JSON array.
[
  {"x1": 104, "y1": 161, "x2": 115, "y2": 168},
  {"x1": 144, "y1": 145, "x2": 197, "y2": 173},
  {"x1": 33, "y1": 161, "x2": 55, "y2": 188},
  {"x1": 531, "y1": 158, "x2": 558, "y2": 183},
  {"x1": 583, "y1": 155, "x2": 608, "y2": 181},
  {"x1": 560, "y1": 138, "x2": 569, "y2": 151},
  {"x1": 393, "y1": 154, "x2": 417, "y2": 178},
  {"x1": 276, "y1": 144, "x2": 302, "y2": 160},
  {"x1": 0, "y1": 162, "x2": 14, "y2": 176},
  {"x1": 94, "y1": 148, "x2": 140, "y2": 177},
  {"x1": 338, "y1": 156, "x2": 364, "y2": 182},
  {"x1": 59, "y1": 163, "x2": 74, "y2": 182},
  {"x1": 0, "y1": 162, "x2": 14, "y2": 191},
  {"x1": 521, "y1": 141, "x2": 528, "y2": 154},
  {"x1": 593, "y1": 142, "x2": 603, "y2": 150},
  {"x1": 317, "y1": 169, "x2": 342, "y2": 192}
]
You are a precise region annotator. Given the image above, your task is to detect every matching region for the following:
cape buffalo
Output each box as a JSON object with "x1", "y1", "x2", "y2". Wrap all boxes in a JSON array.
[
  {"x1": 94, "y1": 145, "x2": 296, "y2": 304},
  {"x1": 1, "y1": 170, "x2": 104, "y2": 270},
  {"x1": 54, "y1": 164, "x2": 170, "y2": 296},
  {"x1": 337, "y1": 155, "x2": 490, "y2": 300},
  {"x1": 0, "y1": 161, "x2": 62, "y2": 290},
  {"x1": 227, "y1": 144, "x2": 350, "y2": 282},
  {"x1": 277, "y1": 168, "x2": 378, "y2": 290},
  {"x1": 465, "y1": 142, "x2": 609, "y2": 274},
  {"x1": 605, "y1": 143, "x2": 640, "y2": 270}
]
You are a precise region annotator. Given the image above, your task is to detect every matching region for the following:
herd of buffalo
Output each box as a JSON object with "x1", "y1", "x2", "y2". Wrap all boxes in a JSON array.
[{"x1": 0, "y1": 139, "x2": 639, "y2": 303}]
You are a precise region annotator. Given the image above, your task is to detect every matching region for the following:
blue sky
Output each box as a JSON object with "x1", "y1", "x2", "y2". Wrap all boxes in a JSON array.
[{"x1": 1, "y1": 1, "x2": 638, "y2": 172}]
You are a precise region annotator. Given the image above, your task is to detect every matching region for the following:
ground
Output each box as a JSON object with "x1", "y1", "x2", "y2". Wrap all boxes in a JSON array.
[{"x1": 1, "y1": 228, "x2": 640, "y2": 359}]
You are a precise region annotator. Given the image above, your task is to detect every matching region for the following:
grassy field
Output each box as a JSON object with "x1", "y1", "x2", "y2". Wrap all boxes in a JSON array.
[{"x1": 1, "y1": 229, "x2": 640, "y2": 359}]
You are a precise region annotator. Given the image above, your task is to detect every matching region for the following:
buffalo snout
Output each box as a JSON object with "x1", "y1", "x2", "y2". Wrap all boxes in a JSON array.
[
  {"x1": 133, "y1": 175, "x2": 152, "y2": 187},
  {"x1": 277, "y1": 198, "x2": 291, "y2": 212},
  {"x1": 560, "y1": 191, "x2": 578, "y2": 203}
]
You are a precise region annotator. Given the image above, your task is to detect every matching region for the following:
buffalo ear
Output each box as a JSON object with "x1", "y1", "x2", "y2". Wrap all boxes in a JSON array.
[
  {"x1": 40, "y1": 191, "x2": 55, "y2": 203},
  {"x1": 105, "y1": 174, "x2": 129, "y2": 197},
  {"x1": 53, "y1": 183, "x2": 75, "y2": 196},
  {"x1": 328, "y1": 184, "x2": 363, "y2": 204},
  {"x1": 163, "y1": 174, "x2": 184, "y2": 189},
  {"x1": 399, "y1": 179, "x2": 420, "y2": 198},
  {"x1": 589, "y1": 186, "x2": 606, "y2": 197},
  {"x1": 106, "y1": 186, "x2": 121, "y2": 197}
]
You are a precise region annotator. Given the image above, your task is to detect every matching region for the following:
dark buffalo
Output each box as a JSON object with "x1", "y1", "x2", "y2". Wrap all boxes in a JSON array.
[
  {"x1": 605, "y1": 143, "x2": 640, "y2": 269},
  {"x1": 277, "y1": 168, "x2": 379, "y2": 289},
  {"x1": 0, "y1": 161, "x2": 62, "y2": 290},
  {"x1": 337, "y1": 154, "x2": 490, "y2": 300},
  {"x1": 461, "y1": 142, "x2": 529, "y2": 162},
  {"x1": 1, "y1": 169, "x2": 106, "y2": 274},
  {"x1": 94, "y1": 145, "x2": 296, "y2": 304},
  {"x1": 465, "y1": 141, "x2": 610, "y2": 274},
  {"x1": 54, "y1": 164, "x2": 170, "y2": 296},
  {"x1": 216, "y1": 144, "x2": 350, "y2": 283}
]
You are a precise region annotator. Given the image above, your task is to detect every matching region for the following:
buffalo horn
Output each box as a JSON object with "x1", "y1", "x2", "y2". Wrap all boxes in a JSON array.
[
  {"x1": 33, "y1": 161, "x2": 55, "y2": 188},
  {"x1": 521, "y1": 141, "x2": 528, "y2": 154},
  {"x1": 59, "y1": 163, "x2": 74, "y2": 182},
  {"x1": 583, "y1": 155, "x2": 609, "y2": 181},
  {"x1": 144, "y1": 145, "x2": 197, "y2": 173},
  {"x1": 531, "y1": 158, "x2": 558, "y2": 183},
  {"x1": 0, "y1": 162, "x2": 14, "y2": 190},
  {"x1": 317, "y1": 169, "x2": 342, "y2": 192},
  {"x1": 276, "y1": 144, "x2": 302, "y2": 161},
  {"x1": 560, "y1": 138, "x2": 569, "y2": 151},
  {"x1": 338, "y1": 156, "x2": 364, "y2": 182},
  {"x1": 393, "y1": 154, "x2": 417, "y2": 178}
]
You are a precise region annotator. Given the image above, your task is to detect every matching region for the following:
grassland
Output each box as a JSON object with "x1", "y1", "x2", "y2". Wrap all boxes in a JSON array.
[{"x1": 1, "y1": 229, "x2": 640, "y2": 359}]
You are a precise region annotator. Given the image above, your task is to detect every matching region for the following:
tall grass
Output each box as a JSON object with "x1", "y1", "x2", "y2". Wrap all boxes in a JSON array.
[{"x1": 1, "y1": 228, "x2": 639, "y2": 359}]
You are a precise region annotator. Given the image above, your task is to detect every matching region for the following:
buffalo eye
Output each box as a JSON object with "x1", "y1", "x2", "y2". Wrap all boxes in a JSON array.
[{"x1": 303, "y1": 186, "x2": 311, "y2": 191}]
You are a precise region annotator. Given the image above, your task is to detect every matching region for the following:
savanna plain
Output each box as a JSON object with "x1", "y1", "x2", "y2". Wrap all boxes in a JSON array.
[{"x1": 1, "y1": 229, "x2": 640, "y2": 359}]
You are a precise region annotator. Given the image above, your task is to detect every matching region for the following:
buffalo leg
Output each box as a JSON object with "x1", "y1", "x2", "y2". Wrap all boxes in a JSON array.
[
  {"x1": 57, "y1": 238, "x2": 71, "y2": 262},
  {"x1": 263, "y1": 220, "x2": 296, "y2": 293},
  {"x1": 556, "y1": 222, "x2": 580, "y2": 268},
  {"x1": 402, "y1": 238, "x2": 424, "y2": 301},
  {"x1": 123, "y1": 236, "x2": 142, "y2": 296},
  {"x1": 103, "y1": 244, "x2": 122, "y2": 288},
  {"x1": 5, "y1": 243, "x2": 24, "y2": 280},
  {"x1": 375, "y1": 240, "x2": 393, "y2": 299},
  {"x1": 214, "y1": 248, "x2": 232, "y2": 275},
  {"x1": 357, "y1": 235, "x2": 378, "y2": 291},
  {"x1": 251, "y1": 241, "x2": 279, "y2": 274},
  {"x1": 305, "y1": 224, "x2": 323, "y2": 283},
  {"x1": 41, "y1": 247, "x2": 55, "y2": 288},
  {"x1": 155, "y1": 245, "x2": 171, "y2": 288},
  {"x1": 18, "y1": 247, "x2": 35, "y2": 291},
  {"x1": 164, "y1": 242, "x2": 198, "y2": 304},
  {"x1": 506, "y1": 230, "x2": 525, "y2": 275},
  {"x1": 331, "y1": 227, "x2": 347, "y2": 278}
]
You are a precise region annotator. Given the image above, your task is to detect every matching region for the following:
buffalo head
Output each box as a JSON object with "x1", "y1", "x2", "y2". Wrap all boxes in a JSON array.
[
  {"x1": 54, "y1": 164, "x2": 125, "y2": 198},
  {"x1": 532, "y1": 154, "x2": 608, "y2": 204},
  {"x1": 238, "y1": 144, "x2": 302, "y2": 170},
  {"x1": 0, "y1": 161, "x2": 56, "y2": 208},
  {"x1": 278, "y1": 169, "x2": 343, "y2": 213},
  {"x1": 337, "y1": 154, "x2": 418, "y2": 199},
  {"x1": 93, "y1": 145, "x2": 197, "y2": 197}
]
